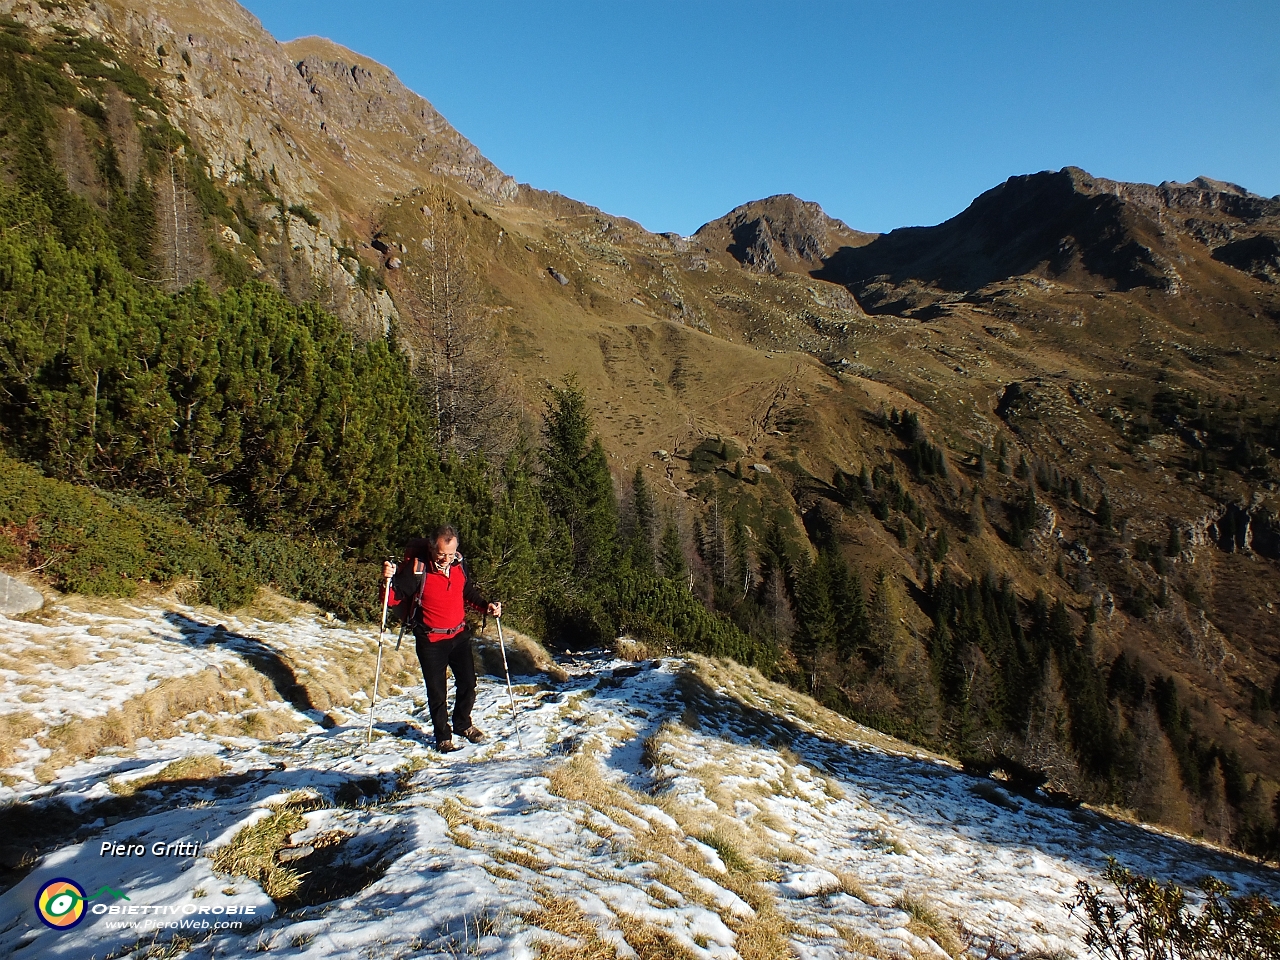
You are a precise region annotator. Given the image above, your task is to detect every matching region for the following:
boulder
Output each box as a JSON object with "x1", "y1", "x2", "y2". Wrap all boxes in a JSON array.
[
  {"x1": 386, "y1": 257, "x2": 403, "y2": 270},
  {"x1": 548, "y1": 267, "x2": 569, "y2": 285},
  {"x1": 0, "y1": 573, "x2": 43, "y2": 616}
]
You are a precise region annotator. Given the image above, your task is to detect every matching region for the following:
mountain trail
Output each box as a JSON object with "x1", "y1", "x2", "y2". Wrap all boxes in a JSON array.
[{"x1": 3, "y1": 601, "x2": 1279, "y2": 959}]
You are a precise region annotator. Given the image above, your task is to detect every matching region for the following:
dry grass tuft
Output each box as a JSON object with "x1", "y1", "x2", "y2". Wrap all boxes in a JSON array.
[
  {"x1": 437, "y1": 794, "x2": 501, "y2": 849},
  {"x1": 616, "y1": 912, "x2": 700, "y2": 960},
  {"x1": 0, "y1": 712, "x2": 41, "y2": 769},
  {"x1": 612, "y1": 636, "x2": 659, "y2": 662},
  {"x1": 834, "y1": 924, "x2": 897, "y2": 959},
  {"x1": 109, "y1": 755, "x2": 225, "y2": 796},
  {"x1": 835, "y1": 870, "x2": 869, "y2": 902},
  {"x1": 696, "y1": 829, "x2": 755, "y2": 876},
  {"x1": 475, "y1": 622, "x2": 569, "y2": 683},
  {"x1": 33, "y1": 664, "x2": 309, "y2": 781},
  {"x1": 734, "y1": 901, "x2": 798, "y2": 960},
  {"x1": 230, "y1": 586, "x2": 317, "y2": 622},
  {"x1": 209, "y1": 793, "x2": 320, "y2": 902},
  {"x1": 494, "y1": 846, "x2": 550, "y2": 872},
  {"x1": 545, "y1": 721, "x2": 798, "y2": 960},
  {"x1": 895, "y1": 892, "x2": 962, "y2": 957},
  {"x1": 524, "y1": 894, "x2": 618, "y2": 960}
]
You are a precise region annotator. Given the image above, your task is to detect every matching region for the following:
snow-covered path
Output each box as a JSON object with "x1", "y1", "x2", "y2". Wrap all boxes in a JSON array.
[{"x1": 2, "y1": 601, "x2": 1277, "y2": 959}]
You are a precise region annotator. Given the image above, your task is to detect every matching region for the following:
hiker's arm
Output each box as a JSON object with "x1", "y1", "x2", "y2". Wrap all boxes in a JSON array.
[
  {"x1": 379, "y1": 562, "x2": 395, "y2": 608},
  {"x1": 461, "y1": 560, "x2": 500, "y2": 617}
]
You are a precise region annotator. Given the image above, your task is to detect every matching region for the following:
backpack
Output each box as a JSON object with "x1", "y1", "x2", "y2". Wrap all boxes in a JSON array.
[{"x1": 388, "y1": 537, "x2": 433, "y2": 627}]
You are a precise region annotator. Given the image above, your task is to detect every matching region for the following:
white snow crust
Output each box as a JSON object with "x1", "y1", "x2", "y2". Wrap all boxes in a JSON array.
[{"x1": 2, "y1": 601, "x2": 1278, "y2": 959}]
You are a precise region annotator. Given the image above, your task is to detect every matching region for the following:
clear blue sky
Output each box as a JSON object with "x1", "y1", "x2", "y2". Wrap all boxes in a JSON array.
[{"x1": 241, "y1": 0, "x2": 1278, "y2": 236}]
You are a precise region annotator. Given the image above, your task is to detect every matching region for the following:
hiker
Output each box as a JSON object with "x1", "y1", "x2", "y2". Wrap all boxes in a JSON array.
[{"x1": 383, "y1": 524, "x2": 502, "y2": 752}]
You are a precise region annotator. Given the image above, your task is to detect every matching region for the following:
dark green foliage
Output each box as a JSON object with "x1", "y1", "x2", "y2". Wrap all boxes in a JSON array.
[
  {"x1": 1151, "y1": 676, "x2": 1243, "y2": 803},
  {"x1": 792, "y1": 554, "x2": 835, "y2": 691},
  {"x1": 658, "y1": 519, "x2": 687, "y2": 582},
  {"x1": 1096, "y1": 493, "x2": 1114, "y2": 529},
  {"x1": 614, "y1": 563, "x2": 773, "y2": 668},
  {"x1": 1007, "y1": 485, "x2": 1039, "y2": 548},
  {"x1": 865, "y1": 463, "x2": 926, "y2": 532},
  {"x1": 783, "y1": 543, "x2": 869, "y2": 704},
  {"x1": 0, "y1": 188, "x2": 442, "y2": 549},
  {"x1": 628, "y1": 466, "x2": 656, "y2": 573},
  {"x1": 540, "y1": 379, "x2": 618, "y2": 576},
  {"x1": 1051, "y1": 614, "x2": 1118, "y2": 777},
  {"x1": 933, "y1": 528, "x2": 949, "y2": 563},
  {"x1": 288, "y1": 203, "x2": 321, "y2": 229},
  {"x1": 1072, "y1": 860, "x2": 1280, "y2": 960},
  {"x1": 1148, "y1": 386, "x2": 1280, "y2": 485},
  {"x1": 892, "y1": 410, "x2": 947, "y2": 479},
  {"x1": 930, "y1": 571, "x2": 1028, "y2": 737},
  {"x1": 832, "y1": 467, "x2": 864, "y2": 509},
  {"x1": 1134, "y1": 540, "x2": 1169, "y2": 576},
  {"x1": 0, "y1": 452, "x2": 249, "y2": 602},
  {"x1": 688, "y1": 436, "x2": 728, "y2": 474},
  {"x1": 1097, "y1": 662, "x2": 1274, "y2": 854}
]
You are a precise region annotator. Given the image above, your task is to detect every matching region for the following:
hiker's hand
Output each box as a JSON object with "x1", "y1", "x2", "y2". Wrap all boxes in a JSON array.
[
  {"x1": 383, "y1": 561, "x2": 396, "y2": 579},
  {"x1": 488, "y1": 601, "x2": 502, "y2": 618}
]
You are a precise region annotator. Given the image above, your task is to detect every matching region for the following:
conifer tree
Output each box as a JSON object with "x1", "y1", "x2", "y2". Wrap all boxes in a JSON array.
[
  {"x1": 659, "y1": 517, "x2": 687, "y2": 584},
  {"x1": 629, "y1": 465, "x2": 657, "y2": 573},
  {"x1": 793, "y1": 553, "x2": 835, "y2": 694},
  {"x1": 540, "y1": 378, "x2": 618, "y2": 577},
  {"x1": 1097, "y1": 493, "x2": 1113, "y2": 529}
]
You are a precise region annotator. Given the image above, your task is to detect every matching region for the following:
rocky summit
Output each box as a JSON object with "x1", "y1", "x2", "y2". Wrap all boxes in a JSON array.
[{"x1": 4, "y1": 0, "x2": 1280, "y2": 933}]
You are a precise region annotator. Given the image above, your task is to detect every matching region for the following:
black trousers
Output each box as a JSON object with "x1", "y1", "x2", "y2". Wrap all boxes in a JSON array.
[{"x1": 413, "y1": 626, "x2": 477, "y2": 744}]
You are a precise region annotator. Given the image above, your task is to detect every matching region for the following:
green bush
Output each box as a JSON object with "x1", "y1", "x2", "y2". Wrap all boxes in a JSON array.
[
  {"x1": 0, "y1": 453, "x2": 252, "y2": 603},
  {"x1": 1071, "y1": 859, "x2": 1280, "y2": 959},
  {"x1": 287, "y1": 203, "x2": 321, "y2": 229},
  {"x1": 0, "y1": 453, "x2": 391, "y2": 617}
]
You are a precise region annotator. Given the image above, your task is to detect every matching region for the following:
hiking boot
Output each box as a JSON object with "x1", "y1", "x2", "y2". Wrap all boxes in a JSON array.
[
  {"x1": 460, "y1": 726, "x2": 487, "y2": 743},
  {"x1": 437, "y1": 739, "x2": 460, "y2": 753}
]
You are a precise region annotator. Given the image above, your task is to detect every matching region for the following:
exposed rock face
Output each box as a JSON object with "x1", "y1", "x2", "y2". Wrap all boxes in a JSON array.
[
  {"x1": 286, "y1": 39, "x2": 517, "y2": 203},
  {"x1": 694, "y1": 194, "x2": 875, "y2": 275},
  {"x1": 0, "y1": 0, "x2": 516, "y2": 334},
  {"x1": 1213, "y1": 235, "x2": 1280, "y2": 282},
  {"x1": 815, "y1": 166, "x2": 1280, "y2": 312},
  {"x1": 0, "y1": 573, "x2": 43, "y2": 616},
  {"x1": 1210, "y1": 502, "x2": 1280, "y2": 559}
]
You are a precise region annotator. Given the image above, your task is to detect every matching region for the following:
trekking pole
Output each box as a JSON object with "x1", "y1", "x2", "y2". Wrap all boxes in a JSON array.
[
  {"x1": 494, "y1": 616, "x2": 523, "y2": 750},
  {"x1": 365, "y1": 576, "x2": 391, "y2": 745}
]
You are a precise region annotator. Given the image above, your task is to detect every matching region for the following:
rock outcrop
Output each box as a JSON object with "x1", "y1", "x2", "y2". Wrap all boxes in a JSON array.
[
  {"x1": 814, "y1": 166, "x2": 1280, "y2": 312},
  {"x1": 0, "y1": 573, "x2": 43, "y2": 617},
  {"x1": 694, "y1": 194, "x2": 875, "y2": 275},
  {"x1": 1209, "y1": 502, "x2": 1280, "y2": 559},
  {"x1": 0, "y1": 0, "x2": 518, "y2": 334}
]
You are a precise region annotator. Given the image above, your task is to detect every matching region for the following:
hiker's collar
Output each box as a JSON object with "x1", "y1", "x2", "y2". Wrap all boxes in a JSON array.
[{"x1": 432, "y1": 553, "x2": 463, "y2": 573}]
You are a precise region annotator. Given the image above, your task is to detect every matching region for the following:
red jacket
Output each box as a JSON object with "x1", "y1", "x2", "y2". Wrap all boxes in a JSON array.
[{"x1": 389, "y1": 552, "x2": 487, "y2": 641}]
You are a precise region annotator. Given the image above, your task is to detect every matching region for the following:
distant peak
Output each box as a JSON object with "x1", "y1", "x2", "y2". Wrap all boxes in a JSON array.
[{"x1": 693, "y1": 194, "x2": 875, "y2": 272}]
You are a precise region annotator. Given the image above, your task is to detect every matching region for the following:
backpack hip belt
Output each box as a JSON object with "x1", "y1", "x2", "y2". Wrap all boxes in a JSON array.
[{"x1": 425, "y1": 620, "x2": 466, "y2": 635}]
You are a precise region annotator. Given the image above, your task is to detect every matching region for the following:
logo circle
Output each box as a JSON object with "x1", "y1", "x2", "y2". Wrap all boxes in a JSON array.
[{"x1": 36, "y1": 878, "x2": 87, "y2": 930}]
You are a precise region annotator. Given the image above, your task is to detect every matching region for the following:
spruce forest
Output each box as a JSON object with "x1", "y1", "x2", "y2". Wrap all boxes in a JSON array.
[{"x1": 3, "y1": 12, "x2": 1280, "y2": 870}]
